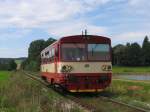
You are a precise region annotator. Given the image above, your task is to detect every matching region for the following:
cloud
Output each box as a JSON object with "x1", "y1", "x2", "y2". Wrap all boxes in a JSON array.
[
  {"x1": 128, "y1": 0, "x2": 150, "y2": 15},
  {"x1": 47, "y1": 21, "x2": 108, "y2": 37},
  {"x1": 0, "y1": 0, "x2": 150, "y2": 57},
  {"x1": 0, "y1": 28, "x2": 30, "y2": 41},
  {"x1": 113, "y1": 31, "x2": 150, "y2": 45},
  {"x1": 0, "y1": 0, "x2": 112, "y2": 57},
  {"x1": 0, "y1": 0, "x2": 111, "y2": 28},
  {"x1": 0, "y1": 48, "x2": 27, "y2": 58},
  {"x1": 129, "y1": 0, "x2": 146, "y2": 6}
]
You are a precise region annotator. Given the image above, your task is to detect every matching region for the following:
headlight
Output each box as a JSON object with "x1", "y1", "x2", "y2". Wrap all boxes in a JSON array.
[
  {"x1": 101, "y1": 65, "x2": 112, "y2": 71},
  {"x1": 61, "y1": 65, "x2": 73, "y2": 73}
]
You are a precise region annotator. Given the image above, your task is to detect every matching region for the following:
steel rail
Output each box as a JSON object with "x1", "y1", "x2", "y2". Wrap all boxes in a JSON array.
[
  {"x1": 22, "y1": 71, "x2": 150, "y2": 112},
  {"x1": 98, "y1": 96, "x2": 149, "y2": 112}
]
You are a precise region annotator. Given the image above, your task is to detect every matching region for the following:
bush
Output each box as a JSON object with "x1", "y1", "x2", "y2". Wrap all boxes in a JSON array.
[
  {"x1": 21, "y1": 38, "x2": 56, "y2": 71},
  {"x1": 0, "y1": 59, "x2": 17, "y2": 71}
]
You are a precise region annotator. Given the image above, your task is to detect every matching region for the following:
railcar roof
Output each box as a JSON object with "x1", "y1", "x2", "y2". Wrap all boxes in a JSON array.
[
  {"x1": 59, "y1": 35, "x2": 111, "y2": 44},
  {"x1": 41, "y1": 40, "x2": 58, "y2": 54},
  {"x1": 41, "y1": 35, "x2": 111, "y2": 54},
  {"x1": 60, "y1": 35, "x2": 110, "y2": 40}
]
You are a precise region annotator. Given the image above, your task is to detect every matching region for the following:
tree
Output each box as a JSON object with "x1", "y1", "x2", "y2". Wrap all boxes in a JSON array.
[
  {"x1": 45, "y1": 38, "x2": 56, "y2": 48},
  {"x1": 113, "y1": 42, "x2": 142, "y2": 66},
  {"x1": 142, "y1": 36, "x2": 150, "y2": 65},
  {"x1": 120, "y1": 43, "x2": 130, "y2": 66},
  {"x1": 0, "y1": 59, "x2": 17, "y2": 71},
  {"x1": 28, "y1": 39, "x2": 46, "y2": 70},
  {"x1": 22, "y1": 37, "x2": 56, "y2": 71},
  {"x1": 112, "y1": 44, "x2": 126, "y2": 65},
  {"x1": 28, "y1": 39, "x2": 45, "y2": 60},
  {"x1": 127, "y1": 43, "x2": 142, "y2": 66},
  {"x1": 21, "y1": 58, "x2": 29, "y2": 70},
  {"x1": 8, "y1": 60, "x2": 17, "y2": 70},
  {"x1": 142, "y1": 36, "x2": 149, "y2": 48}
]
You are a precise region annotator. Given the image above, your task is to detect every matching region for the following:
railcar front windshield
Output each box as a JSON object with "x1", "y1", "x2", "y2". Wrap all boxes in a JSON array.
[
  {"x1": 61, "y1": 44, "x2": 86, "y2": 61},
  {"x1": 61, "y1": 43, "x2": 110, "y2": 61},
  {"x1": 88, "y1": 44, "x2": 110, "y2": 61}
]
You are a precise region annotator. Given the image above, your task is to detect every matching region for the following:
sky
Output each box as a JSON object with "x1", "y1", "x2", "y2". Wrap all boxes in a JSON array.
[{"x1": 0, "y1": 0, "x2": 150, "y2": 58}]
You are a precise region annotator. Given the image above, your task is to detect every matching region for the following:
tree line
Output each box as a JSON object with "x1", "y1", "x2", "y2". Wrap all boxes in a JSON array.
[
  {"x1": 21, "y1": 36, "x2": 150, "y2": 71},
  {"x1": 21, "y1": 38, "x2": 56, "y2": 71},
  {"x1": 113, "y1": 36, "x2": 150, "y2": 66},
  {"x1": 0, "y1": 59, "x2": 17, "y2": 71}
]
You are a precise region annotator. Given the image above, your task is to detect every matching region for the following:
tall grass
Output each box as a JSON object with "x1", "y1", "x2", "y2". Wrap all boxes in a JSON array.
[
  {"x1": 0, "y1": 71, "x2": 83, "y2": 112},
  {"x1": 77, "y1": 79, "x2": 150, "y2": 112},
  {"x1": 106, "y1": 80, "x2": 150, "y2": 110}
]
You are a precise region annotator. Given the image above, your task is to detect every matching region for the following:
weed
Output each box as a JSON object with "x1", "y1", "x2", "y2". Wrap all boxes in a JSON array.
[
  {"x1": 0, "y1": 71, "x2": 83, "y2": 112},
  {"x1": 106, "y1": 79, "x2": 150, "y2": 110}
]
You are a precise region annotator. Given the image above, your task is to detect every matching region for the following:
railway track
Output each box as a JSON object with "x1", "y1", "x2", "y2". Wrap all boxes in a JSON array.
[{"x1": 22, "y1": 71, "x2": 149, "y2": 112}]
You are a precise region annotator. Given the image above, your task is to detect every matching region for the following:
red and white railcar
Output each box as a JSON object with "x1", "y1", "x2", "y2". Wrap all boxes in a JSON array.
[{"x1": 41, "y1": 35, "x2": 112, "y2": 92}]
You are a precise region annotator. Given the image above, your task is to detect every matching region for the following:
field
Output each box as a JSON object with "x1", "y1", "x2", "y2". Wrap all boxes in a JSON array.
[
  {"x1": 113, "y1": 66, "x2": 150, "y2": 74},
  {"x1": 112, "y1": 66, "x2": 150, "y2": 109},
  {"x1": 0, "y1": 71, "x2": 11, "y2": 81},
  {"x1": 0, "y1": 71, "x2": 149, "y2": 112},
  {"x1": 0, "y1": 71, "x2": 83, "y2": 112},
  {"x1": 77, "y1": 79, "x2": 150, "y2": 111},
  {"x1": 106, "y1": 79, "x2": 150, "y2": 110}
]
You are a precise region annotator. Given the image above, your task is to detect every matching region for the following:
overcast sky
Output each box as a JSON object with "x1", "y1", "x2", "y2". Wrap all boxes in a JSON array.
[{"x1": 0, "y1": 0, "x2": 150, "y2": 58}]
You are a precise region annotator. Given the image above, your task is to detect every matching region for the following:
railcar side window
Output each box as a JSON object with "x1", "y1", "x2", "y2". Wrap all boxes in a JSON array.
[
  {"x1": 51, "y1": 48, "x2": 55, "y2": 58},
  {"x1": 88, "y1": 44, "x2": 110, "y2": 61},
  {"x1": 45, "y1": 51, "x2": 49, "y2": 56},
  {"x1": 49, "y1": 50, "x2": 51, "y2": 58},
  {"x1": 55, "y1": 47, "x2": 58, "y2": 57}
]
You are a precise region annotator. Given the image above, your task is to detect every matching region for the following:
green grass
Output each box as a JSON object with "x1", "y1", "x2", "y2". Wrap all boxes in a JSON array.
[
  {"x1": 106, "y1": 79, "x2": 150, "y2": 110},
  {"x1": 79, "y1": 96, "x2": 135, "y2": 112},
  {"x1": 0, "y1": 71, "x2": 11, "y2": 81},
  {"x1": 77, "y1": 79, "x2": 150, "y2": 111},
  {"x1": 113, "y1": 66, "x2": 150, "y2": 74},
  {"x1": 0, "y1": 71, "x2": 83, "y2": 112},
  {"x1": 1, "y1": 71, "x2": 149, "y2": 111}
]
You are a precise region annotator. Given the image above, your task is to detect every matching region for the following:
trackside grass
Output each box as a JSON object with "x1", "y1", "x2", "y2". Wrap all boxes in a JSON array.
[
  {"x1": 0, "y1": 71, "x2": 11, "y2": 82},
  {"x1": 76, "y1": 79, "x2": 150, "y2": 112},
  {"x1": 113, "y1": 66, "x2": 150, "y2": 74},
  {"x1": 78, "y1": 96, "x2": 137, "y2": 112},
  {"x1": 106, "y1": 79, "x2": 150, "y2": 110},
  {"x1": 0, "y1": 71, "x2": 149, "y2": 111},
  {"x1": 0, "y1": 71, "x2": 83, "y2": 112}
]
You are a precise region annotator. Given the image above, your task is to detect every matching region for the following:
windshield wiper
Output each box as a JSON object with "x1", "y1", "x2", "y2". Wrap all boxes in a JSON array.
[{"x1": 92, "y1": 44, "x2": 98, "y2": 56}]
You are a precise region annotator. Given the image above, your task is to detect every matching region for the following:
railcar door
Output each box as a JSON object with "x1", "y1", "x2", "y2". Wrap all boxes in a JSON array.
[{"x1": 54, "y1": 45, "x2": 59, "y2": 73}]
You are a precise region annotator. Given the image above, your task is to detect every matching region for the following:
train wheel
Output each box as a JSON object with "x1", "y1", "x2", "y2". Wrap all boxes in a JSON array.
[
  {"x1": 51, "y1": 79, "x2": 54, "y2": 85},
  {"x1": 53, "y1": 84, "x2": 67, "y2": 94}
]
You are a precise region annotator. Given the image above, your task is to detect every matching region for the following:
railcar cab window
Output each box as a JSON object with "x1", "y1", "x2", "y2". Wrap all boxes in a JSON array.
[
  {"x1": 45, "y1": 51, "x2": 49, "y2": 56},
  {"x1": 88, "y1": 44, "x2": 110, "y2": 61},
  {"x1": 61, "y1": 44, "x2": 86, "y2": 61}
]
